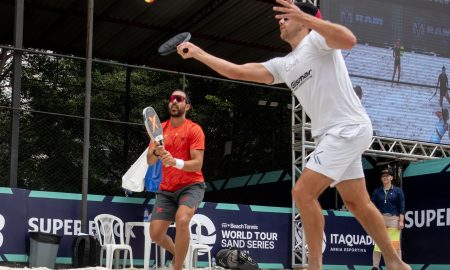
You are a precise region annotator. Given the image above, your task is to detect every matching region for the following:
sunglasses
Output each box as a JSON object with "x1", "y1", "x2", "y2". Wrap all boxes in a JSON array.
[{"x1": 169, "y1": 94, "x2": 186, "y2": 103}]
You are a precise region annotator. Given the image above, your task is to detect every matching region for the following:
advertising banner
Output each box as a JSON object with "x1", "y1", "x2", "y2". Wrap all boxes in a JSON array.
[
  {"x1": 322, "y1": 211, "x2": 373, "y2": 265},
  {"x1": 402, "y1": 159, "x2": 450, "y2": 265},
  {"x1": 0, "y1": 189, "x2": 292, "y2": 268},
  {"x1": 7, "y1": 188, "x2": 433, "y2": 268}
]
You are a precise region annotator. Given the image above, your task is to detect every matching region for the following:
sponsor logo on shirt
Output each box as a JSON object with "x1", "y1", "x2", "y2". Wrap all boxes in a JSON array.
[{"x1": 290, "y1": 69, "x2": 312, "y2": 90}]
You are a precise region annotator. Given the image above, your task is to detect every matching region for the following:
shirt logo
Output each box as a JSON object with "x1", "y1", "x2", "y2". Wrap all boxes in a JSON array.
[{"x1": 291, "y1": 69, "x2": 312, "y2": 90}]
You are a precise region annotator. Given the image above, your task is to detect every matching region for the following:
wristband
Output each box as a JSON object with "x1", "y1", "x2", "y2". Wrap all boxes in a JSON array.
[
  {"x1": 152, "y1": 149, "x2": 160, "y2": 157},
  {"x1": 174, "y1": 158, "x2": 185, "y2": 169}
]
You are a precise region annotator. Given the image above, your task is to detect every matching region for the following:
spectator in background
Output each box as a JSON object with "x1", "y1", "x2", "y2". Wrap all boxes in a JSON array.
[
  {"x1": 391, "y1": 39, "x2": 404, "y2": 86},
  {"x1": 353, "y1": 85, "x2": 363, "y2": 100},
  {"x1": 353, "y1": 85, "x2": 378, "y2": 136},
  {"x1": 437, "y1": 66, "x2": 449, "y2": 107},
  {"x1": 430, "y1": 107, "x2": 449, "y2": 143},
  {"x1": 371, "y1": 168, "x2": 406, "y2": 270}
]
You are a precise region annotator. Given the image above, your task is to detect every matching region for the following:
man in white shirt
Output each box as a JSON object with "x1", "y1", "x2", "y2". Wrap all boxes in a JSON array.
[{"x1": 177, "y1": 1, "x2": 410, "y2": 269}]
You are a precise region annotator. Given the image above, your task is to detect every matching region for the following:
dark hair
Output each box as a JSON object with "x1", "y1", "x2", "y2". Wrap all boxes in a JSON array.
[
  {"x1": 294, "y1": 1, "x2": 322, "y2": 18},
  {"x1": 172, "y1": 89, "x2": 191, "y2": 104},
  {"x1": 380, "y1": 167, "x2": 394, "y2": 177},
  {"x1": 353, "y1": 85, "x2": 363, "y2": 100}
]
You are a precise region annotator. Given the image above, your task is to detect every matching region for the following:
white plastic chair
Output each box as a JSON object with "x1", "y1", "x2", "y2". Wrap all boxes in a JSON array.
[
  {"x1": 94, "y1": 214, "x2": 134, "y2": 269},
  {"x1": 185, "y1": 218, "x2": 212, "y2": 270},
  {"x1": 160, "y1": 219, "x2": 211, "y2": 269}
]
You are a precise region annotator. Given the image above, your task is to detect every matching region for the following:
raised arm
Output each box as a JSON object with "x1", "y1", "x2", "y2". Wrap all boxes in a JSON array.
[
  {"x1": 177, "y1": 42, "x2": 274, "y2": 84},
  {"x1": 273, "y1": 0, "x2": 356, "y2": 50}
]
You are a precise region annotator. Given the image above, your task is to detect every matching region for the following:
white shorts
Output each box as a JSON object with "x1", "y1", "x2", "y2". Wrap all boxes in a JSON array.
[{"x1": 306, "y1": 123, "x2": 372, "y2": 187}]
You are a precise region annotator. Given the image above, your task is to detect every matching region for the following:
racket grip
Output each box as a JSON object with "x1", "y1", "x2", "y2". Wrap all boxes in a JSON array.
[{"x1": 182, "y1": 48, "x2": 189, "y2": 54}]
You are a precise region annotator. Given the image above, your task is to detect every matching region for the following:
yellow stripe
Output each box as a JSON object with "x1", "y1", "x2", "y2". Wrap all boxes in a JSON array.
[{"x1": 374, "y1": 227, "x2": 401, "y2": 252}]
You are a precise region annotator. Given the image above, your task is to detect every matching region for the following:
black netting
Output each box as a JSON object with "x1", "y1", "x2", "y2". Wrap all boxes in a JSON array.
[{"x1": 1, "y1": 51, "x2": 293, "y2": 206}]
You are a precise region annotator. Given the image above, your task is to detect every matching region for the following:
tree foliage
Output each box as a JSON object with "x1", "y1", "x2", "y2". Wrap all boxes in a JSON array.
[{"x1": 1, "y1": 52, "x2": 292, "y2": 197}]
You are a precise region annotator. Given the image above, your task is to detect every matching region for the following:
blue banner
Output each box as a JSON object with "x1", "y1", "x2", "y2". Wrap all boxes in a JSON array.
[
  {"x1": 322, "y1": 211, "x2": 373, "y2": 265},
  {"x1": 0, "y1": 188, "x2": 384, "y2": 268},
  {"x1": 0, "y1": 189, "x2": 292, "y2": 268},
  {"x1": 402, "y1": 159, "x2": 450, "y2": 265}
]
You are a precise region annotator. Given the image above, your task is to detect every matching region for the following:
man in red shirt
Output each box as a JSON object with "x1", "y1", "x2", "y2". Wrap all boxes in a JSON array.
[{"x1": 147, "y1": 89, "x2": 206, "y2": 270}]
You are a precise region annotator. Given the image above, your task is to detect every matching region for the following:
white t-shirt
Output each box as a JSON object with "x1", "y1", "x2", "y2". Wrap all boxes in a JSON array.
[{"x1": 263, "y1": 30, "x2": 371, "y2": 138}]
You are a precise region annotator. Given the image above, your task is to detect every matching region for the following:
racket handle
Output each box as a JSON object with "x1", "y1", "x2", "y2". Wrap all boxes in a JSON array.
[{"x1": 182, "y1": 48, "x2": 189, "y2": 54}]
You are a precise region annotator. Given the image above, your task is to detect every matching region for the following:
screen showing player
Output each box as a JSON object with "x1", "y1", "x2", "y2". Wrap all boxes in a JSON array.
[{"x1": 321, "y1": 0, "x2": 450, "y2": 144}]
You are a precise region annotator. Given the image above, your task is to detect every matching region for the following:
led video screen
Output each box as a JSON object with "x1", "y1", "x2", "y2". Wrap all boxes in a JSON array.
[{"x1": 321, "y1": 0, "x2": 450, "y2": 144}]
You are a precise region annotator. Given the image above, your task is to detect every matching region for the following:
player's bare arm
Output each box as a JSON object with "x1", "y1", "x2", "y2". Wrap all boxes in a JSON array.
[
  {"x1": 274, "y1": 0, "x2": 356, "y2": 50},
  {"x1": 160, "y1": 148, "x2": 204, "y2": 172},
  {"x1": 177, "y1": 42, "x2": 273, "y2": 84}
]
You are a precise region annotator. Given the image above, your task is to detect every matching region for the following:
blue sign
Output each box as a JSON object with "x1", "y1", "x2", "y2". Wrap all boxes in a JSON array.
[
  {"x1": 0, "y1": 188, "x2": 292, "y2": 268},
  {"x1": 0, "y1": 188, "x2": 391, "y2": 268},
  {"x1": 323, "y1": 211, "x2": 373, "y2": 265},
  {"x1": 403, "y1": 162, "x2": 450, "y2": 265}
]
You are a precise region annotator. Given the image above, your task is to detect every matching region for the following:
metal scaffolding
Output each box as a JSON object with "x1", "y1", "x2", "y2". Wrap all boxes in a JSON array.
[{"x1": 290, "y1": 95, "x2": 450, "y2": 268}]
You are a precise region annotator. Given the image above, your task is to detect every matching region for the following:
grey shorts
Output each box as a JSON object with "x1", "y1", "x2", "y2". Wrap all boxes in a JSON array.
[{"x1": 150, "y1": 182, "x2": 206, "y2": 222}]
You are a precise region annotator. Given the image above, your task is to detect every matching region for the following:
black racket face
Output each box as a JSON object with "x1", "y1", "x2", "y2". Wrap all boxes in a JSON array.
[
  {"x1": 143, "y1": 107, "x2": 164, "y2": 144},
  {"x1": 158, "y1": 32, "x2": 191, "y2": 56}
]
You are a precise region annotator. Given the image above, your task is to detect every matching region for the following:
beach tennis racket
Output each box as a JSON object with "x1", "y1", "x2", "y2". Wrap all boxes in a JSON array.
[
  {"x1": 143, "y1": 107, "x2": 164, "y2": 145},
  {"x1": 158, "y1": 32, "x2": 191, "y2": 56},
  {"x1": 429, "y1": 87, "x2": 438, "y2": 101}
]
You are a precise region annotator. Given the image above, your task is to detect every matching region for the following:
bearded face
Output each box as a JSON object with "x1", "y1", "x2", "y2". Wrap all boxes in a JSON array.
[
  {"x1": 168, "y1": 92, "x2": 189, "y2": 117},
  {"x1": 168, "y1": 102, "x2": 186, "y2": 117}
]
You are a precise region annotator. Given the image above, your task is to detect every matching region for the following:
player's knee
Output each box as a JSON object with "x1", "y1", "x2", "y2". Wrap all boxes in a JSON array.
[
  {"x1": 150, "y1": 228, "x2": 165, "y2": 244},
  {"x1": 344, "y1": 198, "x2": 371, "y2": 213},
  {"x1": 342, "y1": 197, "x2": 367, "y2": 213},
  {"x1": 292, "y1": 187, "x2": 313, "y2": 207},
  {"x1": 175, "y1": 215, "x2": 191, "y2": 228},
  {"x1": 342, "y1": 200, "x2": 358, "y2": 212}
]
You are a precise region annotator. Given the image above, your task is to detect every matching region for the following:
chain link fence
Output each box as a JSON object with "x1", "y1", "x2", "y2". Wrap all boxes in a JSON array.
[{"x1": 0, "y1": 49, "x2": 293, "y2": 206}]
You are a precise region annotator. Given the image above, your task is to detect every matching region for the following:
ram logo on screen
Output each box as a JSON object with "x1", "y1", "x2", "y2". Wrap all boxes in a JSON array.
[
  {"x1": 413, "y1": 22, "x2": 426, "y2": 37},
  {"x1": 340, "y1": 9, "x2": 354, "y2": 26}
]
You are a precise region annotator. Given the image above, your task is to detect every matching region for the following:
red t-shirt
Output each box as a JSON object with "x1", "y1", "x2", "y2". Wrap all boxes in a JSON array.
[{"x1": 151, "y1": 119, "x2": 205, "y2": 192}]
